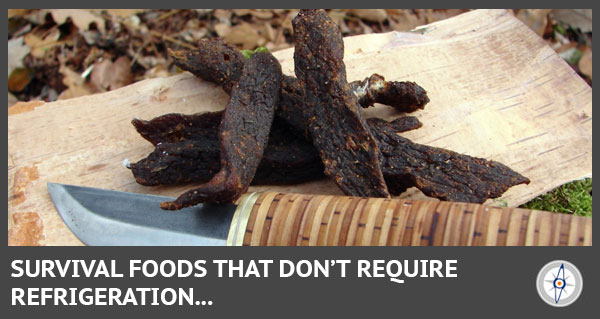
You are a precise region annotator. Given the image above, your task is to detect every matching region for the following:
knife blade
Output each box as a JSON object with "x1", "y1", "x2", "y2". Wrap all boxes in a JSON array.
[
  {"x1": 47, "y1": 182, "x2": 240, "y2": 246},
  {"x1": 47, "y1": 183, "x2": 592, "y2": 246}
]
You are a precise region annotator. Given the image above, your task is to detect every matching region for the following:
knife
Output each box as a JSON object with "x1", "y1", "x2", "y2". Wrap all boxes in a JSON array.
[{"x1": 47, "y1": 183, "x2": 592, "y2": 246}]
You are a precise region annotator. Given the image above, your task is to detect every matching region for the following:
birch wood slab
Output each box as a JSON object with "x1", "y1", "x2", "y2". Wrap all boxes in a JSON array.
[{"x1": 7, "y1": 9, "x2": 592, "y2": 245}]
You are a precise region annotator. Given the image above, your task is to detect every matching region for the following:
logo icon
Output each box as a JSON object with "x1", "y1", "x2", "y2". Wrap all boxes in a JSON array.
[{"x1": 536, "y1": 260, "x2": 583, "y2": 307}]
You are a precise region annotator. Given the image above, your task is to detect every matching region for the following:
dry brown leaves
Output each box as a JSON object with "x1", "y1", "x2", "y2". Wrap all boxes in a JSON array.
[
  {"x1": 511, "y1": 9, "x2": 592, "y2": 84},
  {"x1": 7, "y1": 9, "x2": 592, "y2": 106}
]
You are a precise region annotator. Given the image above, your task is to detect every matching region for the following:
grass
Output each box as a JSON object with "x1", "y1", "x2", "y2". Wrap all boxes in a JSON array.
[{"x1": 520, "y1": 178, "x2": 592, "y2": 217}]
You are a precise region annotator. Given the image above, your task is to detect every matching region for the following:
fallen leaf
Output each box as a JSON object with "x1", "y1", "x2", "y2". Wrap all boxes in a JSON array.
[
  {"x1": 23, "y1": 9, "x2": 50, "y2": 25},
  {"x1": 57, "y1": 60, "x2": 97, "y2": 100},
  {"x1": 425, "y1": 9, "x2": 468, "y2": 23},
  {"x1": 133, "y1": 55, "x2": 167, "y2": 70},
  {"x1": 224, "y1": 22, "x2": 261, "y2": 50},
  {"x1": 388, "y1": 10, "x2": 426, "y2": 31},
  {"x1": 265, "y1": 42, "x2": 292, "y2": 52},
  {"x1": 348, "y1": 9, "x2": 388, "y2": 23},
  {"x1": 8, "y1": 68, "x2": 32, "y2": 92},
  {"x1": 214, "y1": 22, "x2": 231, "y2": 38},
  {"x1": 195, "y1": 9, "x2": 214, "y2": 17},
  {"x1": 551, "y1": 31, "x2": 572, "y2": 51},
  {"x1": 328, "y1": 10, "x2": 349, "y2": 33},
  {"x1": 551, "y1": 9, "x2": 592, "y2": 33},
  {"x1": 8, "y1": 16, "x2": 31, "y2": 37},
  {"x1": 260, "y1": 22, "x2": 276, "y2": 42},
  {"x1": 102, "y1": 9, "x2": 147, "y2": 19},
  {"x1": 213, "y1": 9, "x2": 232, "y2": 22},
  {"x1": 50, "y1": 9, "x2": 104, "y2": 32},
  {"x1": 357, "y1": 19, "x2": 373, "y2": 34},
  {"x1": 122, "y1": 14, "x2": 142, "y2": 30},
  {"x1": 11, "y1": 23, "x2": 32, "y2": 39},
  {"x1": 8, "y1": 9, "x2": 30, "y2": 19},
  {"x1": 23, "y1": 25, "x2": 62, "y2": 59},
  {"x1": 80, "y1": 29, "x2": 102, "y2": 45},
  {"x1": 554, "y1": 42, "x2": 578, "y2": 54},
  {"x1": 232, "y1": 9, "x2": 252, "y2": 16},
  {"x1": 558, "y1": 47, "x2": 583, "y2": 65},
  {"x1": 578, "y1": 49, "x2": 592, "y2": 80},
  {"x1": 250, "y1": 10, "x2": 274, "y2": 20},
  {"x1": 59, "y1": 64, "x2": 84, "y2": 88},
  {"x1": 181, "y1": 23, "x2": 208, "y2": 43},
  {"x1": 515, "y1": 9, "x2": 551, "y2": 36},
  {"x1": 90, "y1": 56, "x2": 133, "y2": 92},
  {"x1": 57, "y1": 85, "x2": 95, "y2": 100},
  {"x1": 83, "y1": 46, "x2": 105, "y2": 68},
  {"x1": 142, "y1": 65, "x2": 170, "y2": 80},
  {"x1": 7, "y1": 37, "x2": 31, "y2": 76}
]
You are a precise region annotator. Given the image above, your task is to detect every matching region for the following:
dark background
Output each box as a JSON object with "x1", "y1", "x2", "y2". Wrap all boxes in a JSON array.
[{"x1": 5, "y1": 247, "x2": 594, "y2": 316}]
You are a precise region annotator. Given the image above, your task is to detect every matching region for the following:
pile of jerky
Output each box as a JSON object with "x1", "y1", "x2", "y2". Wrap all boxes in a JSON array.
[{"x1": 129, "y1": 9, "x2": 529, "y2": 210}]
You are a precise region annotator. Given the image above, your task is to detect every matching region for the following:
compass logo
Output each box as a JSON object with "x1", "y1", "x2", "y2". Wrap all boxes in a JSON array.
[{"x1": 536, "y1": 260, "x2": 583, "y2": 307}]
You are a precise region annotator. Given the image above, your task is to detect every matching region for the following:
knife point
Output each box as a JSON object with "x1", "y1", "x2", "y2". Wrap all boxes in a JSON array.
[{"x1": 46, "y1": 182, "x2": 61, "y2": 193}]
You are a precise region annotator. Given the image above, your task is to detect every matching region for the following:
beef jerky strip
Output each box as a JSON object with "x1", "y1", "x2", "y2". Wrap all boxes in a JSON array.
[
  {"x1": 130, "y1": 139, "x2": 221, "y2": 186},
  {"x1": 171, "y1": 43, "x2": 429, "y2": 111},
  {"x1": 130, "y1": 115, "x2": 324, "y2": 186},
  {"x1": 170, "y1": 44, "x2": 429, "y2": 128},
  {"x1": 292, "y1": 9, "x2": 390, "y2": 198},
  {"x1": 276, "y1": 75, "x2": 310, "y2": 136},
  {"x1": 131, "y1": 113, "x2": 529, "y2": 203},
  {"x1": 274, "y1": 74, "x2": 428, "y2": 138},
  {"x1": 132, "y1": 114, "x2": 526, "y2": 203},
  {"x1": 160, "y1": 52, "x2": 282, "y2": 210},
  {"x1": 349, "y1": 74, "x2": 430, "y2": 113},
  {"x1": 170, "y1": 43, "x2": 307, "y2": 135},
  {"x1": 130, "y1": 112, "x2": 421, "y2": 186},
  {"x1": 133, "y1": 110, "x2": 422, "y2": 146},
  {"x1": 368, "y1": 118, "x2": 530, "y2": 202},
  {"x1": 132, "y1": 111, "x2": 222, "y2": 146},
  {"x1": 169, "y1": 39, "x2": 245, "y2": 94}
]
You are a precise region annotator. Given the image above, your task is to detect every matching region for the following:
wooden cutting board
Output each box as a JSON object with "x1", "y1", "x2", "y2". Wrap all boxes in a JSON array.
[{"x1": 8, "y1": 9, "x2": 592, "y2": 246}]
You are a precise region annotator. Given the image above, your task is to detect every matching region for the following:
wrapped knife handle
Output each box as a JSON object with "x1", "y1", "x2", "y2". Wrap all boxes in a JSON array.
[{"x1": 227, "y1": 192, "x2": 592, "y2": 246}]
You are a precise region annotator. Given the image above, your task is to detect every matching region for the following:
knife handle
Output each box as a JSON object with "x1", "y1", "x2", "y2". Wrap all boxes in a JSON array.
[{"x1": 227, "y1": 192, "x2": 592, "y2": 246}]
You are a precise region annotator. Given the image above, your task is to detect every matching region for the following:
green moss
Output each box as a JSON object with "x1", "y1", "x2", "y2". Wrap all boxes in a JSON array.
[
  {"x1": 520, "y1": 178, "x2": 592, "y2": 217},
  {"x1": 241, "y1": 46, "x2": 269, "y2": 59},
  {"x1": 554, "y1": 23, "x2": 567, "y2": 36}
]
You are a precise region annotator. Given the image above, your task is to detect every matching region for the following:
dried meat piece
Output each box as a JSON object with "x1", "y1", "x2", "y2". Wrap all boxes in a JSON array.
[
  {"x1": 250, "y1": 117, "x2": 325, "y2": 185},
  {"x1": 274, "y1": 74, "x2": 427, "y2": 137},
  {"x1": 130, "y1": 138, "x2": 221, "y2": 186},
  {"x1": 170, "y1": 43, "x2": 430, "y2": 134},
  {"x1": 169, "y1": 39, "x2": 245, "y2": 94},
  {"x1": 160, "y1": 52, "x2": 282, "y2": 209},
  {"x1": 170, "y1": 44, "x2": 309, "y2": 134},
  {"x1": 385, "y1": 116, "x2": 423, "y2": 133},
  {"x1": 292, "y1": 9, "x2": 389, "y2": 198},
  {"x1": 130, "y1": 111, "x2": 420, "y2": 186},
  {"x1": 132, "y1": 111, "x2": 222, "y2": 146},
  {"x1": 132, "y1": 112, "x2": 526, "y2": 203},
  {"x1": 130, "y1": 114, "x2": 324, "y2": 186},
  {"x1": 171, "y1": 43, "x2": 430, "y2": 112},
  {"x1": 350, "y1": 74, "x2": 430, "y2": 112},
  {"x1": 133, "y1": 111, "x2": 422, "y2": 148},
  {"x1": 368, "y1": 118, "x2": 530, "y2": 203},
  {"x1": 276, "y1": 75, "x2": 310, "y2": 136}
]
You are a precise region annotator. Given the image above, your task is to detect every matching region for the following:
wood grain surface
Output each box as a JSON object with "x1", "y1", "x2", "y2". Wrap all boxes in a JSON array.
[{"x1": 7, "y1": 10, "x2": 592, "y2": 245}]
